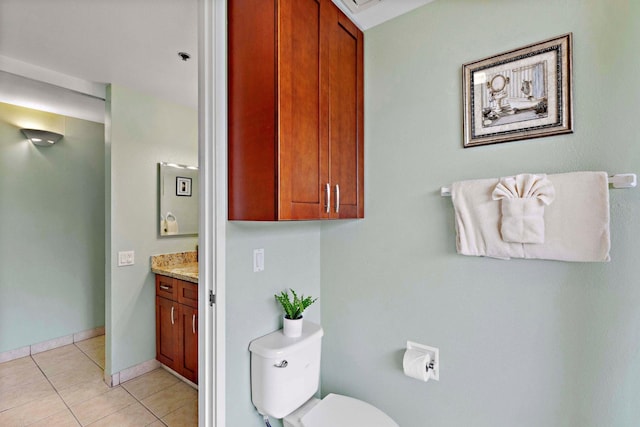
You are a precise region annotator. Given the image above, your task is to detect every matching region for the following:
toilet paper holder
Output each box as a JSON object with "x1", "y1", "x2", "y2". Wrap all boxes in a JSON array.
[{"x1": 405, "y1": 340, "x2": 439, "y2": 381}]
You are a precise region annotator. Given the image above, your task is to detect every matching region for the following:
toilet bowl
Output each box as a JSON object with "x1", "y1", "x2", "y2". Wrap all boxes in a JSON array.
[
  {"x1": 249, "y1": 322, "x2": 398, "y2": 427},
  {"x1": 283, "y1": 394, "x2": 398, "y2": 427}
]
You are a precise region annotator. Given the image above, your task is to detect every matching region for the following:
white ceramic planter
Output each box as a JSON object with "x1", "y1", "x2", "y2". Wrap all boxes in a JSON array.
[{"x1": 283, "y1": 316, "x2": 303, "y2": 337}]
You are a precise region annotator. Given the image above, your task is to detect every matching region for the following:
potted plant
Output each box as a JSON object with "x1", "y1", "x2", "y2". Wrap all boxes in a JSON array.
[{"x1": 274, "y1": 289, "x2": 318, "y2": 337}]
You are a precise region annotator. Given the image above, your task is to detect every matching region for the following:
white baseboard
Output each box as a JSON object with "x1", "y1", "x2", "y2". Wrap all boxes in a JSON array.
[
  {"x1": 119, "y1": 359, "x2": 162, "y2": 383},
  {"x1": 0, "y1": 346, "x2": 30, "y2": 364},
  {"x1": 1, "y1": 328, "x2": 168, "y2": 392},
  {"x1": 0, "y1": 326, "x2": 105, "y2": 363},
  {"x1": 74, "y1": 326, "x2": 105, "y2": 342},
  {"x1": 31, "y1": 335, "x2": 74, "y2": 355},
  {"x1": 106, "y1": 358, "x2": 161, "y2": 387}
]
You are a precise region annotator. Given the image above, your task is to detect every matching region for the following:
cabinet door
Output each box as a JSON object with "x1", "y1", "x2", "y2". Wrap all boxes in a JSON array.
[
  {"x1": 156, "y1": 296, "x2": 179, "y2": 370},
  {"x1": 228, "y1": 0, "x2": 278, "y2": 221},
  {"x1": 278, "y1": 0, "x2": 330, "y2": 220},
  {"x1": 179, "y1": 305, "x2": 198, "y2": 384},
  {"x1": 328, "y1": 6, "x2": 364, "y2": 219}
]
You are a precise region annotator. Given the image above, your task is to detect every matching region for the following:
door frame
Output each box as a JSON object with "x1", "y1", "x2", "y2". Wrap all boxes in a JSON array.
[{"x1": 198, "y1": 0, "x2": 227, "y2": 425}]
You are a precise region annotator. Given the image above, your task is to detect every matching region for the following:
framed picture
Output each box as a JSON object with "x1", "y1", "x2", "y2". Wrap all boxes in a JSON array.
[
  {"x1": 176, "y1": 177, "x2": 192, "y2": 197},
  {"x1": 462, "y1": 33, "x2": 573, "y2": 148}
]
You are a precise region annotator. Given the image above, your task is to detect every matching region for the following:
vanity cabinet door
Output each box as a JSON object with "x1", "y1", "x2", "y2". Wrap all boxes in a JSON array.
[
  {"x1": 155, "y1": 275, "x2": 198, "y2": 384},
  {"x1": 179, "y1": 305, "x2": 198, "y2": 384},
  {"x1": 156, "y1": 296, "x2": 180, "y2": 370}
]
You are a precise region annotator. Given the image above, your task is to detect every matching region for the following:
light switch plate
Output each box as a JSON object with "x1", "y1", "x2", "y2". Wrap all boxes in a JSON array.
[
  {"x1": 118, "y1": 251, "x2": 135, "y2": 266},
  {"x1": 253, "y1": 248, "x2": 264, "y2": 272}
]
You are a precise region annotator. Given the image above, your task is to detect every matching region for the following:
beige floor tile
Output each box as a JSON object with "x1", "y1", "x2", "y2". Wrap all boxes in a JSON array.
[
  {"x1": 122, "y1": 369, "x2": 180, "y2": 401},
  {"x1": 86, "y1": 402, "x2": 159, "y2": 427},
  {"x1": 75, "y1": 337, "x2": 105, "y2": 369},
  {"x1": 47, "y1": 361, "x2": 104, "y2": 392},
  {"x1": 90, "y1": 352, "x2": 105, "y2": 369},
  {"x1": 33, "y1": 345, "x2": 93, "y2": 378},
  {"x1": 0, "y1": 356, "x2": 37, "y2": 377},
  {"x1": 141, "y1": 381, "x2": 197, "y2": 419},
  {"x1": 147, "y1": 421, "x2": 167, "y2": 427},
  {"x1": 161, "y1": 400, "x2": 198, "y2": 427},
  {"x1": 29, "y1": 409, "x2": 81, "y2": 427},
  {"x1": 0, "y1": 357, "x2": 46, "y2": 388},
  {"x1": 0, "y1": 374, "x2": 57, "y2": 412},
  {"x1": 0, "y1": 393, "x2": 67, "y2": 426},
  {"x1": 75, "y1": 335, "x2": 104, "y2": 352},
  {"x1": 32, "y1": 344, "x2": 81, "y2": 363},
  {"x1": 58, "y1": 377, "x2": 111, "y2": 406},
  {"x1": 69, "y1": 386, "x2": 136, "y2": 426}
]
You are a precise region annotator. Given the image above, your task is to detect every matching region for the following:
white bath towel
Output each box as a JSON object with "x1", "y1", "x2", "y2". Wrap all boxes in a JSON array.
[
  {"x1": 492, "y1": 174, "x2": 555, "y2": 244},
  {"x1": 165, "y1": 212, "x2": 179, "y2": 235},
  {"x1": 160, "y1": 215, "x2": 168, "y2": 236},
  {"x1": 451, "y1": 171, "x2": 610, "y2": 262},
  {"x1": 452, "y1": 177, "x2": 524, "y2": 260}
]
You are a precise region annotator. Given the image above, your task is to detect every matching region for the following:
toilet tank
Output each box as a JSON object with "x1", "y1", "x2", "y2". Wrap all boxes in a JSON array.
[{"x1": 249, "y1": 322, "x2": 324, "y2": 419}]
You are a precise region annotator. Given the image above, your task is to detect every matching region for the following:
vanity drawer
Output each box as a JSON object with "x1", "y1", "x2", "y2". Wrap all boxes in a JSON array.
[
  {"x1": 178, "y1": 280, "x2": 198, "y2": 308},
  {"x1": 156, "y1": 275, "x2": 178, "y2": 300}
]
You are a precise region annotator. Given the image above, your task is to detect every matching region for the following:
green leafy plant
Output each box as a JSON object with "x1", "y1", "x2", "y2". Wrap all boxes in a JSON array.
[{"x1": 274, "y1": 289, "x2": 318, "y2": 320}]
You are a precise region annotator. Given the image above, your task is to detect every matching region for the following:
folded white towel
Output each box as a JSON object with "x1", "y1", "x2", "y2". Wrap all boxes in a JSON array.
[
  {"x1": 452, "y1": 177, "x2": 524, "y2": 260},
  {"x1": 492, "y1": 174, "x2": 555, "y2": 244},
  {"x1": 451, "y1": 171, "x2": 610, "y2": 262}
]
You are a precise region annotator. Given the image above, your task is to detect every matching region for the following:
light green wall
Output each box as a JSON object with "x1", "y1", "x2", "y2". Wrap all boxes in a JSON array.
[
  {"x1": 106, "y1": 85, "x2": 197, "y2": 375},
  {"x1": 0, "y1": 102, "x2": 105, "y2": 353},
  {"x1": 226, "y1": 222, "x2": 321, "y2": 427},
  {"x1": 320, "y1": 1, "x2": 640, "y2": 426}
]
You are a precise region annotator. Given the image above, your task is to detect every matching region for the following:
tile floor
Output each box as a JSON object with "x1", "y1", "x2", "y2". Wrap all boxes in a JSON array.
[{"x1": 0, "y1": 336, "x2": 198, "y2": 426}]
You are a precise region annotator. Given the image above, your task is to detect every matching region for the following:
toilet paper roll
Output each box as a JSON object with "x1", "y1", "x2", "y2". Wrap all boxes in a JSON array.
[{"x1": 403, "y1": 348, "x2": 432, "y2": 382}]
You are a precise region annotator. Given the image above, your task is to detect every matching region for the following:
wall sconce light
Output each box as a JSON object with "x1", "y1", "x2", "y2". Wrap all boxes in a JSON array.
[{"x1": 21, "y1": 128, "x2": 64, "y2": 147}]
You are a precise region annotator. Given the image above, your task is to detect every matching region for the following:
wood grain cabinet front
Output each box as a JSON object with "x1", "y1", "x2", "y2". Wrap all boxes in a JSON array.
[
  {"x1": 228, "y1": 0, "x2": 364, "y2": 220},
  {"x1": 155, "y1": 275, "x2": 198, "y2": 384}
]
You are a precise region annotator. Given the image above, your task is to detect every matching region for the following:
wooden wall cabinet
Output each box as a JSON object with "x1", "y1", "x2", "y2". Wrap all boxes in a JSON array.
[
  {"x1": 229, "y1": 0, "x2": 364, "y2": 221},
  {"x1": 155, "y1": 275, "x2": 198, "y2": 384}
]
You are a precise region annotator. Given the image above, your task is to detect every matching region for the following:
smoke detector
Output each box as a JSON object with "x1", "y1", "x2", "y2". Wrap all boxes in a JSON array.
[{"x1": 341, "y1": 0, "x2": 381, "y2": 14}]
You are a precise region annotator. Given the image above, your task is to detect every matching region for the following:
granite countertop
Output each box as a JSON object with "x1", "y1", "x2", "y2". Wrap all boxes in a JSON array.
[{"x1": 151, "y1": 251, "x2": 198, "y2": 284}]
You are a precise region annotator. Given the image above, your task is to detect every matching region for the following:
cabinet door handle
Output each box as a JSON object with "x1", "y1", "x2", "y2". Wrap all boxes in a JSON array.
[
  {"x1": 192, "y1": 314, "x2": 196, "y2": 334},
  {"x1": 171, "y1": 306, "x2": 175, "y2": 325},
  {"x1": 160, "y1": 285, "x2": 170, "y2": 290},
  {"x1": 335, "y1": 184, "x2": 340, "y2": 213},
  {"x1": 325, "y1": 183, "x2": 330, "y2": 213}
]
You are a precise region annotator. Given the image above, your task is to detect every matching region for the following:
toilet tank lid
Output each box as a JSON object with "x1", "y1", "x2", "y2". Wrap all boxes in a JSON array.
[
  {"x1": 249, "y1": 321, "x2": 323, "y2": 358},
  {"x1": 301, "y1": 394, "x2": 399, "y2": 427}
]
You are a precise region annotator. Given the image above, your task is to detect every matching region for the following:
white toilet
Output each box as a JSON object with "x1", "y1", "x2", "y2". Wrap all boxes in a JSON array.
[{"x1": 249, "y1": 322, "x2": 398, "y2": 427}]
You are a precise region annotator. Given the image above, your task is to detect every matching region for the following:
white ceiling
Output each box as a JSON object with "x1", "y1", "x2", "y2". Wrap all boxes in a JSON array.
[
  {"x1": 0, "y1": 0, "x2": 433, "y2": 113},
  {"x1": 0, "y1": 0, "x2": 198, "y2": 109},
  {"x1": 334, "y1": 0, "x2": 435, "y2": 30}
]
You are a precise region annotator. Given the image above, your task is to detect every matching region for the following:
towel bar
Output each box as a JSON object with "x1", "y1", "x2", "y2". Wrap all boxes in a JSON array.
[{"x1": 440, "y1": 173, "x2": 637, "y2": 197}]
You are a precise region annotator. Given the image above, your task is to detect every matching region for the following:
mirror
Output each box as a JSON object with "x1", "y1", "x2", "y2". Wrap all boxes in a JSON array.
[{"x1": 159, "y1": 162, "x2": 199, "y2": 236}]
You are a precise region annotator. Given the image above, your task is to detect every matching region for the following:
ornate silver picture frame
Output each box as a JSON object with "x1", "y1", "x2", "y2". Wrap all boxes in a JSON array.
[{"x1": 462, "y1": 33, "x2": 573, "y2": 148}]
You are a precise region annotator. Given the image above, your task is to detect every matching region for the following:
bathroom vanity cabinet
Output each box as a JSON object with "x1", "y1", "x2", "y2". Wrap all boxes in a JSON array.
[
  {"x1": 155, "y1": 275, "x2": 198, "y2": 384},
  {"x1": 228, "y1": 0, "x2": 364, "y2": 221}
]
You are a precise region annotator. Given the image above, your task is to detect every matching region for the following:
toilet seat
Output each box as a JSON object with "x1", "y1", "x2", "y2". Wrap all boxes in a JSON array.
[{"x1": 299, "y1": 394, "x2": 398, "y2": 427}]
